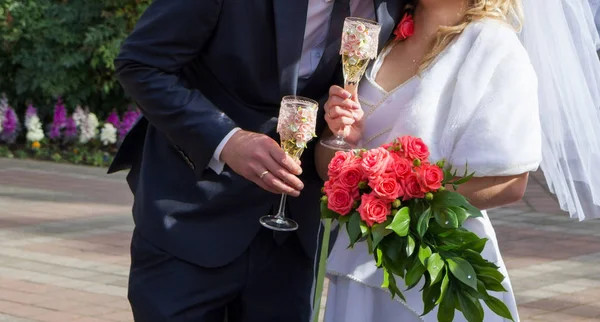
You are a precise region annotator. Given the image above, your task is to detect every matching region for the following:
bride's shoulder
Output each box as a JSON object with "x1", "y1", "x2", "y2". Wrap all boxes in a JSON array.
[
  {"x1": 458, "y1": 18, "x2": 533, "y2": 70},
  {"x1": 463, "y1": 19, "x2": 527, "y2": 53}
]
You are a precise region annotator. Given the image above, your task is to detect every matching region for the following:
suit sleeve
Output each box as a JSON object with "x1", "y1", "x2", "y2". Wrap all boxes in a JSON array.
[{"x1": 114, "y1": 0, "x2": 235, "y2": 178}]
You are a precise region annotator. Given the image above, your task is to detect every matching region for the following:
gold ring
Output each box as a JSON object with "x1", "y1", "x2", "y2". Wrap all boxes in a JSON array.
[{"x1": 259, "y1": 170, "x2": 269, "y2": 179}]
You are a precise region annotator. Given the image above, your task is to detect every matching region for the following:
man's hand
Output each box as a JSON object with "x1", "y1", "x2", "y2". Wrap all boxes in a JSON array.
[{"x1": 220, "y1": 130, "x2": 304, "y2": 197}]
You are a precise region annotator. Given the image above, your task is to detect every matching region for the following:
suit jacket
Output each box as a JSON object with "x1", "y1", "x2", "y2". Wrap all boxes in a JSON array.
[{"x1": 109, "y1": 0, "x2": 403, "y2": 268}]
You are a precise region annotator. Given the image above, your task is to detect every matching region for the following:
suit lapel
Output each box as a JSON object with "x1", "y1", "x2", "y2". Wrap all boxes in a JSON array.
[{"x1": 273, "y1": 0, "x2": 309, "y2": 97}]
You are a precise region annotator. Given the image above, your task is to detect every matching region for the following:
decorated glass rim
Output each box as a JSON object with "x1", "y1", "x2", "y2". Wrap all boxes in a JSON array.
[
  {"x1": 341, "y1": 17, "x2": 381, "y2": 59},
  {"x1": 344, "y1": 17, "x2": 381, "y2": 28},
  {"x1": 281, "y1": 95, "x2": 318, "y2": 107}
]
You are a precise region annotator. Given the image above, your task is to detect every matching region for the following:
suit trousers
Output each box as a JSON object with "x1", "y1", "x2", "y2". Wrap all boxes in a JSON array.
[{"x1": 128, "y1": 227, "x2": 315, "y2": 322}]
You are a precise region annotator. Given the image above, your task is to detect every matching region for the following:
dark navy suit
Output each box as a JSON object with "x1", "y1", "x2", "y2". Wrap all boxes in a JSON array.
[{"x1": 109, "y1": 0, "x2": 402, "y2": 320}]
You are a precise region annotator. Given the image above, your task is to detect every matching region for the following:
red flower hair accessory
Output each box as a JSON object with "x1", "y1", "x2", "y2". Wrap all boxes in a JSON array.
[{"x1": 393, "y1": 13, "x2": 415, "y2": 41}]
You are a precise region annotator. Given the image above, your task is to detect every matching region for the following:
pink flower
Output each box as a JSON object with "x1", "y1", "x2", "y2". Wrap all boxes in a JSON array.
[
  {"x1": 328, "y1": 151, "x2": 356, "y2": 178},
  {"x1": 337, "y1": 166, "x2": 364, "y2": 191},
  {"x1": 361, "y1": 147, "x2": 391, "y2": 178},
  {"x1": 369, "y1": 172, "x2": 403, "y2": 201},
  {"x1": 328, "y1": 186, "x2": 355, "y2": 216},
  {"x1": 417, "y1": 163, "x2": 444, "y2": 192},
  {"x1": 388, "y1": 153, "x2": 413, "y2": 178},
  {"x1": 400, "y1": 136, "x2": 430, "y2": 161},
  {"x1": 402, "y1": 173, "x2": 425, "y2": 201},
  {"x1": 394, "y1": 13, "x2": 415, "y2": 41},
  {"x1": 355, "y1": 23, "x2": 366, "y2": 33},
  {"x1": 358, "y1": 193, "x2": 391, "y2": 226}
]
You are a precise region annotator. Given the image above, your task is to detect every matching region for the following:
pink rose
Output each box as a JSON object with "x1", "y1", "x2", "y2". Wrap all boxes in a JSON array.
[
  {"x1": 388, "y1": 153, "x2": 413, "y2": 179},
  {"x1": 328, "y1": 151, "x2": 355, "y2": 178},
  {"x1": 369, "y1": 173, "x2": 403, "y2": 201},
  {"x1": 328, "y1": 187, "x2": 355, "y2": 216},
  {"x1": 337, "y1": 166, "x2": 364, "y2": 191},
  {"x1": 402, "y1": 173, "x2": 425, "y2": 201},
  {"x1": 417, "y1": 163, "x2": 444, "y2": 192},
  {"x1": 400, "y1": 136, "x2": 430, "y2": 161},
  {"x1": 355, "y1": 23, "x2": 366, "y2": 33},
  {"x1": 361, "y1": 147, "x2": 391, "y2": 178},
  {"x1": 358, "y1": 193, "x2": 392, "y2": 226},
  {"x1": 393, "y1": 13, "x2": 415, "y2": 41}
]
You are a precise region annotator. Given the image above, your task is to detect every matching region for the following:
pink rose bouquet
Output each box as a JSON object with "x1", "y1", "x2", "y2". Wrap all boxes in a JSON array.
[{"x1": 319, "y1": 136, "x2": 515, "y2": 322}]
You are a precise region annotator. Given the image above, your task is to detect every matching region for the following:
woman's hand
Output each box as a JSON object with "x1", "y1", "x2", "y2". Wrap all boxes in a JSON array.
[{"x1": 323, "y1": 85, "x2": 364, "y2": 146}]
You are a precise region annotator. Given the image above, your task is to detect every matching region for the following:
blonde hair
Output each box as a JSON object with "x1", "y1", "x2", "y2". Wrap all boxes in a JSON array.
[{"x1": 418, "y1": 0, "x2": 524, "y2": 72}]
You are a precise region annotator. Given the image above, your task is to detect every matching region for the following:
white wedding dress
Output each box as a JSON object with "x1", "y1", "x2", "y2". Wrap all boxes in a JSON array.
[{"x1": 324, "y1": 19, "x2": 542, "y2": 322}]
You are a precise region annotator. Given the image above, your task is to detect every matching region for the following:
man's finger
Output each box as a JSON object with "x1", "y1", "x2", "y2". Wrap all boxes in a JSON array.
[
  {"x1": 263, "y1": 156, "x2": 304, "y2": 191},
  {"x1": 262, "y1": 172, "x2": 301, "y2": 197},
  {"x1": 268, "y1": 147, "x2": 302, "y2": 176}
]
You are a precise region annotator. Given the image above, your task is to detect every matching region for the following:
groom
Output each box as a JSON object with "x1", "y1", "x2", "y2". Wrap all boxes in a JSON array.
[{"x1": 109, "y1": 0, "x2": 402, "y2": 321}]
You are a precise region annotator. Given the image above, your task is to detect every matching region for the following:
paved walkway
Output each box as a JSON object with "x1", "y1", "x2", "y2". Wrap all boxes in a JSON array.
[{"x1": 0, "y1": 158, "x2": 599, "y2": 321}]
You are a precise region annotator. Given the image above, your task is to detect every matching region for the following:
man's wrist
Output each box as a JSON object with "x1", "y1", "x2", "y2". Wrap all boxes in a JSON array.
[{"x1": 208, "y1": 127, "x2": 241, "y2": 174}]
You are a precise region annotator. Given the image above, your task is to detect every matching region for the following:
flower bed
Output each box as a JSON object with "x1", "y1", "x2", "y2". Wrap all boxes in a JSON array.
[{"x1": 0, "y1": 94, "x2": 139, "y2": 167}]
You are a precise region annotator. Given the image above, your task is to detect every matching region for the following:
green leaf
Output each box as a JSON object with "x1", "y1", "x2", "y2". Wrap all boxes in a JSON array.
[
  {"x1": 453, "y1": 171, "x2": 475, "y2": 185},
  {"x1": 418, "y1": 244, "x2": 433, "y2": 266},
  {"x1": 440, "y1": 230, "x2": 481, "y2": 249},
  {"x1": 417, "y1": 208, "x2": 432, "y2": 237},
  {"x1": 422, "y1": 283, "x2": 441, "y2": 316},
  {"x1": 458, "y1": 238, "x2": 488, "y2": 254},
  {"x1": 434, "y1": 208, "x2": 459, "y2": 229},
  {"x1": 484, "y1": 296, "x2": 515, "y2": 321},
  {"x1": 360, "y1": 221, "x2": 369, "y2": 237},
  {"x1": 432, "y1": 190, "x2": 470, "y2": 208},
  {"x1": 464, "y1": 203, "x2": 484, "y2": 218},
  {"x1": 387, "y1": 207, "x2": 410, "y2": 237},
  {"x1": 346, "y1": 212, "x2": 362, "y2": 246},
  {"x1": 405, "y1": 260, "x2": 426, "y2": 289},
  {"x1": 384, "y1": 270, "x2": 406, "y2": 301},
  {"x1": 381, "y1": 237, "x2": 407, "y2": 277},
  {"x1": 456, "y1": 291, "x2": 484, "y2": 322},
  {"x1": 320, "y1": 200, "x2": 338, "y2": 219},
  {"x1": 372, "y1": 220, "x2": 393, "y2": 248},
  {"x1": 427, "y1": 253, "x2": 445, "y2": 284},
  {"x1": 406, "y1": 235, "x2": 416, "y2": 257},
  {"x1": 437, "y1": 284, "x2": 455, "y2": 322},
  {"x1": 479, "y1": 275, "x2": 508, "y2": 292},
  {"x1": 338, "y1": 214, "x2": 351, "y2": 225},
  {"x1": 448, "y1": 258, "x2": 478, "y2": 290},
  {"x1": 474, "y1": 265, "x2": 506, "y2": 284},
  {"x1": 451, "y1": 206, "x2": 469, "y2": 226},
  {"x1": 437, "y1": 269, "x2": 450, "y2": 305},
  {"x1": 382, "y1": 268, "x2": 390, "y2": 289},
  {"x1": 375, "y1": 248, "x2": 383, "y2": 267}
]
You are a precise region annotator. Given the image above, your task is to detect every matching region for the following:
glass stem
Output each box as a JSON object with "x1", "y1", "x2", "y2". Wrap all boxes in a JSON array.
[{"x1": 275, "y1": 193, "x2": 287, "y2": 218}]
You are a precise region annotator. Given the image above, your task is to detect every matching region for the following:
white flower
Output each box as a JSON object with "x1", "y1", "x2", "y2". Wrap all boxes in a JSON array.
[
  {"x1": 26, "y1": 115, "x2": 45, "y2": 142},
  {"x1": 79, "y1": 112, "x2": 99, "y2": 144},
  {"x1": 100, "y1": 123, "x2": 117, "y2": 146},
  {"x1": 72, "y1": 105, "x2": 86, "y2": 127}
]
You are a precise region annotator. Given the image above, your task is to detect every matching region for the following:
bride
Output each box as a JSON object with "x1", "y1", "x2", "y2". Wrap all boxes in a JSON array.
[{"x1": 315, "y1": 0, "x2": 600, "y2": 321}]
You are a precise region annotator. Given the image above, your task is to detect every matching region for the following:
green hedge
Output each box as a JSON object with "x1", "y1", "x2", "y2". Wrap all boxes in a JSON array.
[{"x1": 0, "y1": 0, "x2": 150, "y2": 118}]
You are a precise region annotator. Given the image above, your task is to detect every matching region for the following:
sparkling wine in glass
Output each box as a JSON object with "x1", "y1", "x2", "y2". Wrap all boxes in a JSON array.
[
  {"x1": 259, "y1": 96, "x2": 319, "y2": 231},
  {"x1": 320, "y1": 17, "x2": 381, "y2": 151}
]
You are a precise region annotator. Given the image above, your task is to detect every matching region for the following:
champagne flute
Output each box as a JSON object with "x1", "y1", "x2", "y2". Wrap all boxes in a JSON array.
[
  {"x1": 320, "y1": 17, "x2": 381, "y2": 151},
  {"x1": 259, "y1": 95, "x2": 319, "y2": 231}
]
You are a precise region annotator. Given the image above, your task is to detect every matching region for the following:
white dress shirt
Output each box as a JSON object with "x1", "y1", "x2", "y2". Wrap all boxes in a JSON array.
[{"x1": 209, "y1": 0, "x2": 375, "y2": 174}]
